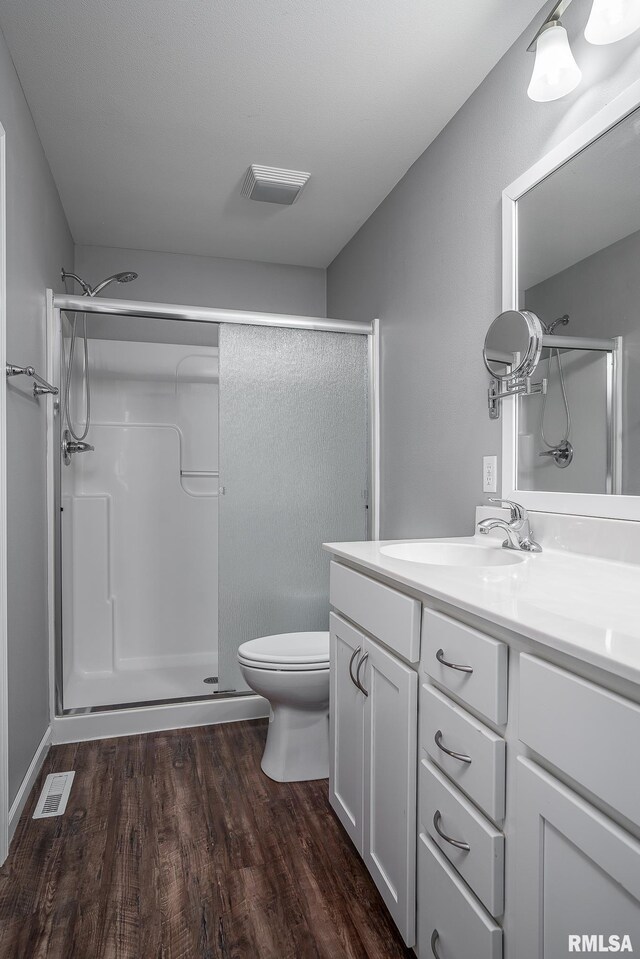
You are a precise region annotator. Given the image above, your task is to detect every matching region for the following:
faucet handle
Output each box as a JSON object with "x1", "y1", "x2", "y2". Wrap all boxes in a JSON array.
[{"x1": 488, "y1": 497, "x2": 526, "y2": 522}]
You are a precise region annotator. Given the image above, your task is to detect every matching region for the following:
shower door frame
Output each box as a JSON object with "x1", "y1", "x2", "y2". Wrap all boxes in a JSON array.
[
  {"x1": 46, "y1": 292, "x2": 378, "y2": 744},
  {"x1": 0, "y1": 121, "x2": 8, "y2": 864}
]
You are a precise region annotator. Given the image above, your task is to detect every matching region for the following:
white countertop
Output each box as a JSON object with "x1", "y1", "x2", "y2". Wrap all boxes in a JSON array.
[{"x1": 324, "y1": 536, "x2": 640, "y2": 686}]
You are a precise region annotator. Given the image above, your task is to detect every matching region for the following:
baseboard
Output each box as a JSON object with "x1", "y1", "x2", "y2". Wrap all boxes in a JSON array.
[
  {"x1": 8, "y1": 726, "x2": 52, "y2": 842},
  {"x1": 52, "y1": 693, "x2": 269, "y2": 745}
]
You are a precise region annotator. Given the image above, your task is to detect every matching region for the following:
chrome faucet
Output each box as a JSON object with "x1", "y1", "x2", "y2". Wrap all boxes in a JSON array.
[{"x1": 477, "y1": 498, "x2": 542, "y2": 553}]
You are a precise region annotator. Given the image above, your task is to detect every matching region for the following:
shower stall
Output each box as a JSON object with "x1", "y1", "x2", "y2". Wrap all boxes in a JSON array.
[{"x1": 47, "y1": 291, "x2": 376, "y2": 731}]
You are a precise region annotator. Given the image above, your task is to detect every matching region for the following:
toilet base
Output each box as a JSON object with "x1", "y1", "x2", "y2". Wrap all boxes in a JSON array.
[{"x1": 261, "y1": 704, "x2": 329, "y2": 782}]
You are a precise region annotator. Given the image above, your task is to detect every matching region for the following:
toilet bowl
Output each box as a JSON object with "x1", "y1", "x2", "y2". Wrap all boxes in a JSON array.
[{"x1": 238, "y1": 631, "x2": 330, "y2": 783}]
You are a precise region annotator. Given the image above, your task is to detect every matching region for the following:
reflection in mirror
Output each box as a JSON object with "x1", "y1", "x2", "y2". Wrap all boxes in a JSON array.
[
  {"x1": 518, "y1": 348, "x2": 610, "y2": 492},
  {"x1": 483, "y1": 310, "x2": 544, "y2": 381},
  {"x1": 516, "y1": 104, "x2": 640, "y2": 496}
]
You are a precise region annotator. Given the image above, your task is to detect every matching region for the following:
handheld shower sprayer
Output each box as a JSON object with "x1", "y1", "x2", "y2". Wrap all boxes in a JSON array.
[
  {"x1": 60, "y1": 268, "x2": 138, "y2": 298},
  {"x1": 60, "y1": 267, "x2": 139, "y2": 458},
  {"x1": 539, "y1": 313, "x2": 573, "y2": 468}
]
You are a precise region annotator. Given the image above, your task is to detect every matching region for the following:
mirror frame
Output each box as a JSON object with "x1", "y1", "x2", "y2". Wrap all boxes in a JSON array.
[{"x1": 501, "y1": 78, "x2": 640, "y2": 521}]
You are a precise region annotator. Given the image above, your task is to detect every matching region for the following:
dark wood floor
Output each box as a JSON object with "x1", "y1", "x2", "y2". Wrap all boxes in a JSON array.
[{"x1": 0, "y1": 720, "x2": 413, "y2": 959}]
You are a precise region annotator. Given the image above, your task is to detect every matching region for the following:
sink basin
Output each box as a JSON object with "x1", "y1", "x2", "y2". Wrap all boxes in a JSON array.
[{"x1": 379, "y1": 541, "x2": 525, "y2": 567}]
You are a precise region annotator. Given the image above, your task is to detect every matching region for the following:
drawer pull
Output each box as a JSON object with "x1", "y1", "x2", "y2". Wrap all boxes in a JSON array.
[
  {"x1": 434, "y1": 729, "x2": 472, "y2": 765},
  {"x1": 348, "y1": 646, "x2": 362, "y2": 690},
  {"x1": 436, "y1": 647, "x2": 474, "y2": 674},
  {"x1": 430, "y1": 930, "x2": 442, "y2": 958},
  {"x1": 433, "y1": 810, "x2": 471, "y2": 852},
  {"x1": 355, "y1": 652, "x2": 369, "y2": 697}
]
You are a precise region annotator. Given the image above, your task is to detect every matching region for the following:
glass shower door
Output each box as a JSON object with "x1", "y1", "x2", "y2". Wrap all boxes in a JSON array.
[{"x1": 217, "y1": 323, "x2": 369, "y2": 693}]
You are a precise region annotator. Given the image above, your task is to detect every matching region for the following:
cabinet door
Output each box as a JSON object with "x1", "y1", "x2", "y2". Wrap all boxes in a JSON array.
[
  {"x1": 329, "y1": 613, "x2": 365, "y2": 851},
  {"x1": 362, "y1": 637, "x2": 418, "y2": 946},
  {"x1": 516, "y1": 758, "x2": 640, "y2": 959}
]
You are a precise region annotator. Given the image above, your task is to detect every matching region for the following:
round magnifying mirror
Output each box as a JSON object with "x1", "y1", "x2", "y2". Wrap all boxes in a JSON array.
[{"x1": 483, "y1": 310, "x2": 544, "y2": 381}]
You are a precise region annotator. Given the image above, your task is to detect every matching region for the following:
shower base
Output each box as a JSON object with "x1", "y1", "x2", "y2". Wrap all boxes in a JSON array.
[{"x1": 63, "y1": 659, "x2": 220, "y2": 711}]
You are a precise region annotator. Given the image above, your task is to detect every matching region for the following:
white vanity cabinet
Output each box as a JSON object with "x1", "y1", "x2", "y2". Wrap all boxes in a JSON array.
[
  {"x1": 417, "y1": 607, "x2": 507, "y2": 959},
  {"x1": 329, "y1": 611, "x2": 366, "y2": 850},
  {"x1": 515, "y1": 758, "x2": 640, "y2": 958},
  {"x1": 363, "y1": 631, "x2": 418, "y2": 941},
  {"x1": 515, "y1": 656, "x2": 640, "y2": 957},
  {"x1": 326, "y1": 550, "x2": 640, "y2": 958},
  {"x1": 328, "y1": 562, "x2": 419, "y2": 947}
]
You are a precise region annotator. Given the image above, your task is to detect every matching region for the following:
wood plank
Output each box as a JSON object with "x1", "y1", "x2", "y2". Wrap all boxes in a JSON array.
[{"x1": 0, "y1": 721, "x2": 413, "y2": 959}]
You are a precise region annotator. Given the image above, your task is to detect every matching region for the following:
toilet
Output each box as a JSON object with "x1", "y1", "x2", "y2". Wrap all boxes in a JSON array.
[{"x1": 238, "y1": 631, "x2": 330, "y2": 783}]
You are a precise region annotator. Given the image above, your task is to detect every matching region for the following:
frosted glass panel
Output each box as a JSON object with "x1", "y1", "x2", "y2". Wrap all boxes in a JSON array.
[{"x1": 218, "y1": 324, "x2": 369, "y2": 692}]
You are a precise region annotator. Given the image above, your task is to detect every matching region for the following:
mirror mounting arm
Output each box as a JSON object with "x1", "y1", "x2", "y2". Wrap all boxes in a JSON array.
[{"x1": 488, "y1": 376, "x2": 547, "y2": 420}]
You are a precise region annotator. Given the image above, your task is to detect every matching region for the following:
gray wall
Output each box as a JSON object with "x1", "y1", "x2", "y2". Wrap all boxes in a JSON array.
[
  {"x1": 74, "y1": 245, "x2": 327, "y2": 322},
  {"x1": 327, "y1": 1, "x2": 640, "y2": 539},
  {"x1": 0, "y1": 24, "x2": 73, "y2": 804},
  {"x1": 526, "y1": 228, "x2": 640, "y2": 495}
]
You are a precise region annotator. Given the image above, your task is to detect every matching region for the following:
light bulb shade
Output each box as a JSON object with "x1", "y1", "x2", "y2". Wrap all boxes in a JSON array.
[
  {"x1": 584, "y1": 0, "x2": 640, "y2": 43},
  {"x1": 527, "y1": 22, "x2": 582, "y2": 102}
]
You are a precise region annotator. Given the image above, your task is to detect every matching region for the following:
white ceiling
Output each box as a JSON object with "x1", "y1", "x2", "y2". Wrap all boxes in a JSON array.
[{"x1": 0, "y1": 0, "x2": 545, "y2": 267}]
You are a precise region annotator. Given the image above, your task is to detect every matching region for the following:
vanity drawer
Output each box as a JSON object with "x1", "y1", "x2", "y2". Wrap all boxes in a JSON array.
[
  {"x1": 519, "y1": 654, "x2": 640, "y2": 828},
  {"x1": 421, "y1": 684, "x2": 506, "y2": 823},
  {"x1": 329, "y1": 560, "x2": 421, "y2": 663},
  {"x1": 420, "y1": 759, "x2": 504, "y2": 918},
  {"x1": 418, "y1": 833, "x2": 502, "y2": 959},
  {"x1": 422, "y1": 608, "x2": 508, "y2": 725}
]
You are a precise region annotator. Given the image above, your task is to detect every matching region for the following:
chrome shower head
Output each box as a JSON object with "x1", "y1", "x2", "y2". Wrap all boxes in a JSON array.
[
  {"x1": 90, "y1": 272, "x2": 139, "y2": 296},
  {"x1": 60, "y1": 268, "x2": 139, "y2": 297}
]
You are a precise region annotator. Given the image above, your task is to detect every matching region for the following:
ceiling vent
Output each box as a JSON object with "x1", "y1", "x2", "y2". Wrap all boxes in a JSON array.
[{"x1": 241, "y1": 165, "x2": 310, "y2": 205}]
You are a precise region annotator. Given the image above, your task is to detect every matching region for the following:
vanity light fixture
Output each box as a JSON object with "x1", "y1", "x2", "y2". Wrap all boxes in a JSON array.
[
  {"x1": 527, "y1": 0, "x2": 640, "y2": 102},
  {"x1": 528, "y1": 19, "x2": 582, "y2": 101},
  {"x1": 584, "y1": 0, "x2": 640, "y2": 44},
  {"x1": 527, "y1": 2, "x2": 582, "y2": 102}
]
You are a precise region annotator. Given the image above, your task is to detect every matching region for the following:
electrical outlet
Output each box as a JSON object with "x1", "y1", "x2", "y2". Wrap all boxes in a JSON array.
[{"x1": 483, "y1": 455, "x2": 497, "y2": 493}]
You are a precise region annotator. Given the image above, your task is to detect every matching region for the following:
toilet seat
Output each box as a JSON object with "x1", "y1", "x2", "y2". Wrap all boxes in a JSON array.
[{"x1": 238, "y1": 631, "x2": 329, "y2": 672}]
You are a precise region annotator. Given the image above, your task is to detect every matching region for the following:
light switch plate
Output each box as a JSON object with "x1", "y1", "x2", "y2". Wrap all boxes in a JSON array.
[{"x1": 483, "y1": 455, "x2": 497, "y2": 493}]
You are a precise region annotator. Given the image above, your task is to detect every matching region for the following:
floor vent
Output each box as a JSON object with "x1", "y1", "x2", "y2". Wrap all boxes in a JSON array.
[{"x1": 33, "y1": 771, "x2": 75, "y2": 819}]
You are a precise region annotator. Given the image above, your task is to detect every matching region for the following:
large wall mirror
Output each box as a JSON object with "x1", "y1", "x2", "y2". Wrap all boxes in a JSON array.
[{"x1": 501, "y1": 80, "x2": 640, "y2": 520}]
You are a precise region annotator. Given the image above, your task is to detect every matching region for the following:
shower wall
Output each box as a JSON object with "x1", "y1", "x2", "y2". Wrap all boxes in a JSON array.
[
  {"x1": 74, "y1": 244, "x2": 327, "y2": 318},
  {"x1": 61, "y1": 336, "x2": 219, "y2": 709},
  {"x1": 525, "y1": 229, "x2": 640, "y2": 494},
  {"x1": 517, "y1": 350, "x2": 610, "y2": 494}
]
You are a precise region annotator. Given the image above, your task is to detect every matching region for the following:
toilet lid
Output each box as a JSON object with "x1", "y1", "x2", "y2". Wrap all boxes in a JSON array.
[{"x1": 238, "y1": 631, "x2": 330, "y2": 671}]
